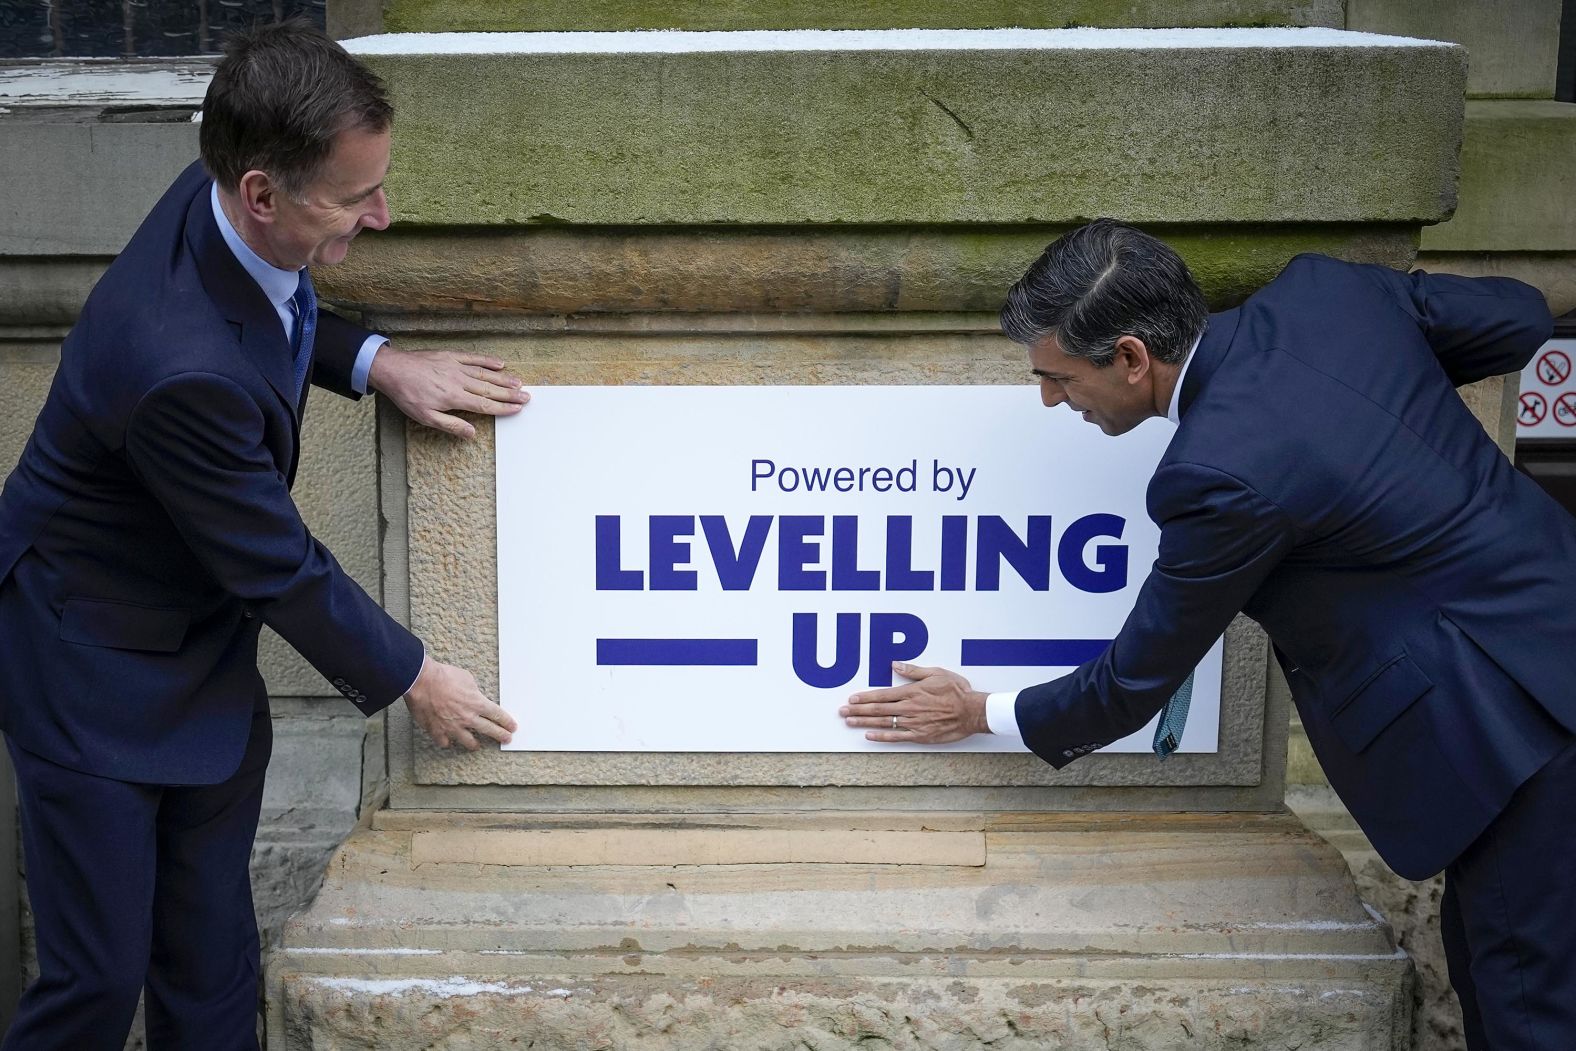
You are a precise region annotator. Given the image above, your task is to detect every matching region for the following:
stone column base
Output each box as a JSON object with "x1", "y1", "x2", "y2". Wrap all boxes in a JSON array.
[{"x1": 267, "y1": 810, "x2": 1412, "y2": 1049}]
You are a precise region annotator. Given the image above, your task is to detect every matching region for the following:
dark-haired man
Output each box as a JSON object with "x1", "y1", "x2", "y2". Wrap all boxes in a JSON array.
[
  {"x1": 842, "y1": 220, "x2": 1576, "y2": 1049},
  {"x1": 0, "y1": 21, "x2": 522, "y2": 1048}
]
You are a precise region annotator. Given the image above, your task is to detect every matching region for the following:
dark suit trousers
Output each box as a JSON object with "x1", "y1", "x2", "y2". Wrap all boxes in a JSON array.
[
  {"x1": 2, "y1": 708, "x2": 270, "y2": 1051},
  {"x1": 1443, "y1": 733, "x2": 1576, "y2": 1051}
]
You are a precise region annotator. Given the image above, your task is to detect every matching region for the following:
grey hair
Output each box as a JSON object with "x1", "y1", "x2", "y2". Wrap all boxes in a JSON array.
[{"x1": 1000, "y1": 219, "x2": 1207, "y2": 367}]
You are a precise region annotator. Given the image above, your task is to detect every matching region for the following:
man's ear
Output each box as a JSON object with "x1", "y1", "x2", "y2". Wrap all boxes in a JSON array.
[
  {"x1": 1112, "y1": 334, "x2": 1152, "y2": 384},
  {"x1": 236, "y1": 169, "x2": 277, "y2": 224}
]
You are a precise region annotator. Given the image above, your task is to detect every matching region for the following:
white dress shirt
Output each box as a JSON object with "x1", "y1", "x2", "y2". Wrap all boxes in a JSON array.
[{"x1": 983, "y1": 329, "x2": 1203, "y2": 737}]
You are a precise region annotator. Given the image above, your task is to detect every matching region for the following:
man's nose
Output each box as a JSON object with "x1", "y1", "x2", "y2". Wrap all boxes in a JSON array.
[
  {"x1": 1040, "y1": 379, "x2": 1065, "y2": 408},
  {"x1": 363, "y1": 188, "x2": 391, "y2": 231}
]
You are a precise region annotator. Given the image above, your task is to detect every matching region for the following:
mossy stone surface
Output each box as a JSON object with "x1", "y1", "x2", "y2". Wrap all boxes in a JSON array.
[
  {"x1": 353, "y1": 35, "x2": 1465, "y2": 228},
  {"x1": 1421, "y1": 101, "x2": 1576, "y2": 253}
]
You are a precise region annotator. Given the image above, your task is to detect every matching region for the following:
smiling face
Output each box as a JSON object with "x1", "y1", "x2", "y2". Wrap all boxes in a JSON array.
[
  {"x1": 267, "y1": 124, "x2": 392, "y2": 268},
  {"x1": 1028, "y1": 332, "x2": 1164, "y2": 436},
  {"x1": 228, "y1": 123, "x2": 393, "y2": 271}
]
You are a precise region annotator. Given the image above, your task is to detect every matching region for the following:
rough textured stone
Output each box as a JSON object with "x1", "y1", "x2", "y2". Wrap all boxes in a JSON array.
[
  {"x1": 1421, "y1": 101, "x2": 1576, "y2": 254},
  {"x1": 1345, "y1": 0, "x2": 1561, "y2": 98},
  {"x1": 281, "y1": 972, "x2": 1406, "y2": 1050},
  {"x1": 319, "y1": 224, "x2": 1420, "y2": 317},
  {"x1": 384, "y1": 0, "x2": 1344, "y2": 33},
  {"x1": 1288, "y1": 787, "x2": 1461, "y2": 1051},
  {"x1": 346, "y1": 31, "x2": 1465, "y2": 227},
  {"x1": 267, "y1": 811, "x2": 1412, "y2": 1050}
]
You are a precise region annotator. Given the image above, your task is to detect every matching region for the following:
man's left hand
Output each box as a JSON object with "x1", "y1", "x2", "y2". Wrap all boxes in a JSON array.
[
  {"x1": 840, "y1": 662, "x2": 991, "y2": 743},
  {"x1": 369, "y1": 345, "x2": 530, "y2": 440}
]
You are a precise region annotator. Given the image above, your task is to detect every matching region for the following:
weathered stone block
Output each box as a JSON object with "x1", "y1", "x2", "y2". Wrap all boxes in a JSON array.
[
  {"x1": 1289, "y1": 786, "x2": 1461, "y2": 1051},
  {"x1": 282, "y1": 972, "x2": 1407, "y2": 1049},
  {"x1": 1346, "y1": 0, "x2": 1560, "y2": 98},
  {"x1": 321, "y1": 223, "x2": 1420, "y2": 317},
  {"x1": 0, "y1": 105, "x2": 201, "y2": 255},
  {"x1": 268, "y1": 810, "x2": 1413, "y2": 1050},
  {"x1": 1421, "y1": 100, "x2": 1576, "y2": 254},
  {"x1": 344, "y1": 29, "x2": 1465, "y2": 227}
]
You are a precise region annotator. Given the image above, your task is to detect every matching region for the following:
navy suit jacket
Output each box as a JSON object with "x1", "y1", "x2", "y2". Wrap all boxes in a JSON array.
[
  {"x1": 0, "y1": 161, "x2": 423, "y2": 785},
  {"x1": 1016, "y1": 254, "x2": 1575, "y2": 880}
]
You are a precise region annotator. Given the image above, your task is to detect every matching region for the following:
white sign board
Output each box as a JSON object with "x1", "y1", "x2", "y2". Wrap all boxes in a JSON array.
[
  {"x1": 1517, "y1": 339, "x2": 1576, "y2": 439},
  {"x1": 496, "y1": 386, "x2": 1222, "y2": 753}
]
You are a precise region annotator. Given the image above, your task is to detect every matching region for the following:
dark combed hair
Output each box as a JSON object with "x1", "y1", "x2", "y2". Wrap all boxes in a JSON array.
[
  {"x1": 199, "y1": 19, "x2": 392, "y2": 198},
  {"x1": 999, "y1": 219, "x2": 1207, "y2": 367}
]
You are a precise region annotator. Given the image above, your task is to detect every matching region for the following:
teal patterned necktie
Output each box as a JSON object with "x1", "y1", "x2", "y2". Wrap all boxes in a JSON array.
[{"x1": 1152, "y1": 670, "x2": 1195, "y2": 759}]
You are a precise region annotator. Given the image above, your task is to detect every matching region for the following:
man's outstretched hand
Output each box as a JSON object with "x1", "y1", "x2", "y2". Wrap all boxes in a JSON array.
[
  {"x1": 404, "y1": 657, "x2": 518, "y2": 751},
  {"x1": 369, "y1": 345, "x2": 530, "y2": 440},
  {"x1": 840, "y1": 662, "x2": 991, "y2": 744}
]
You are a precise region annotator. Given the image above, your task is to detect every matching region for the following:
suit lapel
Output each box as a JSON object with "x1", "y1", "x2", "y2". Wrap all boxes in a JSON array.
[
  {"x1": 1178, "y1": 307, "x2": 1241, "y2": 419},
  {"x1": 184, "y1": 181, "x2": 304, "y2": 480}
]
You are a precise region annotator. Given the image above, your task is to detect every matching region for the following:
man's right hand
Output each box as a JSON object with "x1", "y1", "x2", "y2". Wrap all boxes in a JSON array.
[{"x1": 404, "y1": 657, "x2": 517, "y2": 750}]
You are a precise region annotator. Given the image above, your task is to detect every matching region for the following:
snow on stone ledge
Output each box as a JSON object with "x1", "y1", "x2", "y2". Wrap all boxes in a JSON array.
[
  {"x1": 343, "y1": 27, "x2": 1450, "y2": 57},
  {"x1": 0, "y1": 64, "x2": 210, "y2": 106},
  {"x1": 306, "y1": 977, "x2": 575, "y2": 998}
]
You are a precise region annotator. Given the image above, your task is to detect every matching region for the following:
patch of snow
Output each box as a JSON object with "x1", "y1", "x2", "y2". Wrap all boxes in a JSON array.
[{"x1": 344, "y1": 27, "x2": 1449, "y2": 57}]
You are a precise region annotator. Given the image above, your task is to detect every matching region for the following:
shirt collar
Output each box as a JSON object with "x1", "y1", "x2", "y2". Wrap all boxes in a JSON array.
[
  {"x1": 1165, "y1": 329, "x2": 1204, "y2": 425},
  {"x1": 210, "y1": 180, "x2": 302, "y2": 310}
]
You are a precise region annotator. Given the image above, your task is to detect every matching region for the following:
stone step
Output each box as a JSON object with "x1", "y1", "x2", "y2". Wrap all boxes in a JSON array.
[
  {"x1": 343, "y1": 27, "x2": 1464, "y2": 228},
  {"x1": 1422, "y1": 99, "x2": 1576, "y2": 254},
  {"x1": 267, "y1": 811, "x2": 1412, "y2": 1048}
]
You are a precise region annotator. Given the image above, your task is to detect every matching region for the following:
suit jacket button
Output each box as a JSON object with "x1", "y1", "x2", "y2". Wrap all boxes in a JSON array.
[
  {"x1": 1062, "y1": 750, "x2": 1074, "y2": 758},
  {"x1": 242, "y1": 609, "x2": 255, "y2": 620}
]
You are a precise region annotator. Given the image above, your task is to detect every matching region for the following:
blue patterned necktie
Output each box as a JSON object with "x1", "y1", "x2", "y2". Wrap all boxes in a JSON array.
[
  {"x1": 1152, "y1": 670, "x2": 1196, "y2": 759},
  {"x1": 290, "y1": 270, "x2": 317, "y2": 406}
]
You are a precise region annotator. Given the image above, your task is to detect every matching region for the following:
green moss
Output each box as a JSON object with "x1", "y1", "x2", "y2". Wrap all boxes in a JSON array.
[
  {"x1": 1421, "y1": 100, "x2": 1576, "y2": 252},
  {"x1": 361, "y1": 43, "x2": 1463, "y2": 229},
  {"x1": 930, "y1": 224, "x2": 1419, "y2": 307}
]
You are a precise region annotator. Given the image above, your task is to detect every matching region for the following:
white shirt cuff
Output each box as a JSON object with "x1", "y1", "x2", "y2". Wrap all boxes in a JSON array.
[
  {"x1": 985, "y1": 691, "x2": 1023, "y2": 737},
  {"x1": 352, "y1": 335, "x2": 388, "y2": 395},
  {"x1": 402, "y1": 652, "x2": 428, "y2": 698}
]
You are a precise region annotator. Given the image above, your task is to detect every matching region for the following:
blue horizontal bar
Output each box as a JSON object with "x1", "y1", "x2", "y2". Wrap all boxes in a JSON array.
[
  {"x1": 596, "y1": 638, "x2": 759, "y2": 666},
  {"x1": 960, "y1": 638, "x2": 1111, "y2": 667}
]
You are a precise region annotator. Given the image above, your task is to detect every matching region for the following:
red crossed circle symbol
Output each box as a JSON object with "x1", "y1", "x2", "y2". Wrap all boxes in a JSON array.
[
  {"x1": 1519, "y1": 391, "x2": 1548, "y2": 427},
  {"x1": 1536, "y1": 349, "x2": 1572, "y2": 387},
  {"x1": 1555, "y1": 392, "x2": 1576, "y2": 428}
]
